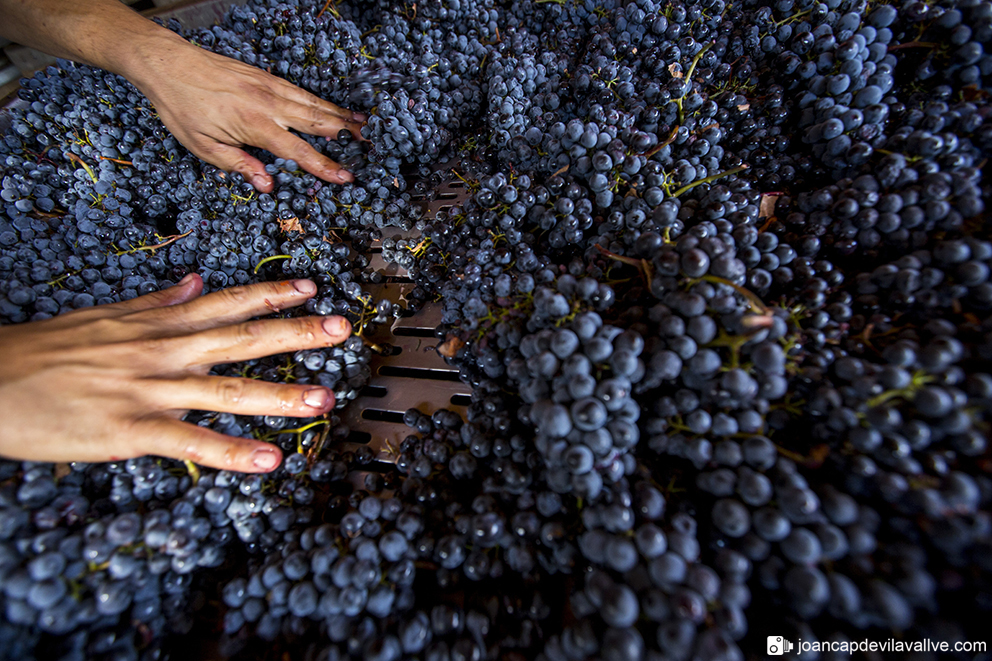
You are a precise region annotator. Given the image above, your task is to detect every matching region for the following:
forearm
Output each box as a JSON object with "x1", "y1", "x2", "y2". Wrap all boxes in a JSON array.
[{"x1": 0, "y1": 0, "x2": 188, "y2": 84}]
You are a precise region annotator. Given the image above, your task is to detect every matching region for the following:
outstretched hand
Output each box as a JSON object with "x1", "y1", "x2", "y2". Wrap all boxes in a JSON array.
[
  {"x1": 0, "y1": 275, "x2": 351, "y2": 472},
  {"x1": 0, "y1": 0, "x2": 368, "y2": 192},
  {"x1": 132, "y1": 35, "x2": 366, "y2": 193}
]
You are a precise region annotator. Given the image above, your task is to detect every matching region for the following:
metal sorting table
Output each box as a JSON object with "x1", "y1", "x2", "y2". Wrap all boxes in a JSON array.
[{"x1": 336, "y1": 172, "x2": 473, "y2": 467}]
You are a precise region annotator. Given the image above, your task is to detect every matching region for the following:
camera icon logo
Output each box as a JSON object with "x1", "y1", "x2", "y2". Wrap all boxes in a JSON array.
[{"x1": 767, "y1": 636, "x2": 794, "y2": 656}]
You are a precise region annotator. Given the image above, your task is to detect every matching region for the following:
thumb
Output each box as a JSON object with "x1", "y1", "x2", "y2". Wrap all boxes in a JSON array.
[
  {"x1": 36, "y1": 274, "x2": 204, "y2": 329},
  {"x1": 201, "y1": 142, "x2": 273, "y2": 193},
  {"x1": 110, "y1": 273, "x2": 204, "y2": 313}
]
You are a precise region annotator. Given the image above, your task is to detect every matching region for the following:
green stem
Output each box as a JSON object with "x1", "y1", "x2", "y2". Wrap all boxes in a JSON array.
[
  {"x1": 66, "y1": 153, "x2": 97, "y2": 183},
  {"x1": 671, "y1": 164, "x2": 749, "y2": 198},
  {"x1": 183, "y1": 460, "x2": 201, "y2": 486},
  {"x1": 685, "y1": 40, "x2": 714, "y2": 82},
  {"x1": 887, "y1": 41, "x2": 938, "y2": 51},
  {"x1": 774, "y1": 6, "x2": 812, "y2": 26},
  {"x1": 286, "y1": 420, "x2": 331, "y2": 436},
  {"x1": 677, "y1": 41, "x2": 714, "y2": 123},
  {"x1": 595, "y1": 243, "x2": 642, "y2": 269},
  {"x1": 253, "y1": 254, "x2": 292, "y2": 274},
  {"x1": 700, "y1": 274, "x2": 769, "y2": 314}
]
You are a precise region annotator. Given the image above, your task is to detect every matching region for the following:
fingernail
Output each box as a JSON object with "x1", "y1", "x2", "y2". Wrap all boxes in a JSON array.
[
  {"x1": 331, "y1": 170, "x2": 353, "y2": 184},
  {"x1": 293, "y1": 279, "x2": 316, "y2": 295},
  {"x1": 303, "y1": 388, "x2": 330, "y2": 409},
  {"x1": 178, "y1": 273, "x2": 194, "y2": 286},
  {"x1": 251, "y1": 447, "x2": 280, "y2": 471},
  {"x1": 352, "y1": 111, "x2": 368, "y2": 122},
  {"x1": 322, "y1": 317, "x2": 349, "y2": 336},
  {"x1": 250, "y1": 174, "x2": 269, "y2": 190}
]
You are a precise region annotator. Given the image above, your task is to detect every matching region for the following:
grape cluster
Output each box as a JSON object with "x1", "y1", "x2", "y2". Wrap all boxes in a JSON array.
[{"x1": 3, "y1": 0, "x2": 992, "y2": 657}]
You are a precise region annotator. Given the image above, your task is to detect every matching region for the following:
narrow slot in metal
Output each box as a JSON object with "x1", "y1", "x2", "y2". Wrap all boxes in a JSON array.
[
  {"x1": 392, "y1": 326, "x2": 437, "y2": 338},
  {"x1": 344, "y1": 430, "x2": 372, "y2": 444},
  {"x1": 450, "y1": 394, "x2": 472, "y2": 407},
  {"x1": 361, "y1": 409, "x2": 408, "y2": 423},
  {"x1": 378, "y1": 365, "x2": 462, "y2": 382},
  {"x1": 359, "y1": 385, "x2": 389, "y2": 398},
  {"x1": 356, "y1": 462, "x2": 400, "y2": 474}
]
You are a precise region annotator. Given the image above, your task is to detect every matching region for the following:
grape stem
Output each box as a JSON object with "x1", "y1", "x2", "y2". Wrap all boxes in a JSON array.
[
  {"x1": 774, "y1": 6, "x2": 812, "y2": 26},
  {"x1": 677, "y1": 41, "x2": 714, "y2": 123},
  {"x1": 183, "y1": 460, "x2": 201, "y2": 486},
  {"x1": 639, "y1": 125, "x2": 680, "y2": 160},
  {"x1": 594, "y1": 244, "x2": 653, "y2": 287},
  {"x1": 864, "y1": 370, "x2": 936, "y2": 409},
  {"x1": 316, "y1": 0, "x2": 341, "y2": 19},
  {"x1": 131, "y1": 229, "x2": 193, "y2": 254},
  {"x1": 66, "y1": 152, "x2": 98, "y2": 183},
  {"x1": 700, "y1": 274, "x2": 769, "y2": 314},
  {"x1": 253, "y1": 254, "x2": 293, "y2": 274},
  {"x1": 99, "y1": 156, "x2": 133, "y2": 166},
  {"x1": 671, "y1": 164, "x2": 749, "y2": 198},
  {"x1": 886, "y1": 41, "x2": 938, "y2": 51}
]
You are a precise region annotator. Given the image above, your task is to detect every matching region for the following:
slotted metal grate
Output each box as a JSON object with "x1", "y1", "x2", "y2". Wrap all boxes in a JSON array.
[{"x1": 336, "y1": 170, "x2": 472, "y2": 467}]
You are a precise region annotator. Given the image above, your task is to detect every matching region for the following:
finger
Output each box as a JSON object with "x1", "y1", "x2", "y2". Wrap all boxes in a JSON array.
[
  {"x1": 138, "y1": 417, "x2": 284, "y2": 473},
  {"x1": 112, "y1": 273, "x2": 204, "y2": 312},
  {"x1": 180, "y1": 315, "x2": 352, "y2": 366},
  {"x1": 196, "y1": 140, "x2": 274, "y2": 193},
  {"x1": 152, "y1": 279, "x2": 318, "y2": 331},
  {"x1": 41, "y1": 274, "x2": 204, "y2": 329},
  {"x1": 278, "y1": 100, "x2": 366, "y2": 140},
  {"x1": 257, "y1": 128, "x2": 354, "y2": 185},
  {"x1": 150, "y1": 376, "x2": 336, "y2": 417},
  {"x1": 275, "y1": 81, "x2": 366, "y2": 123},
  {"x1": 286, "y1": 113, "x2": 367, "y2": 143}
]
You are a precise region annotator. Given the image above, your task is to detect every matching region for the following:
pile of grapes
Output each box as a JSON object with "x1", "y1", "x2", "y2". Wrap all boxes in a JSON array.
[{"x1": 2, "y1": 0, "x2": 992, "y2": 657}]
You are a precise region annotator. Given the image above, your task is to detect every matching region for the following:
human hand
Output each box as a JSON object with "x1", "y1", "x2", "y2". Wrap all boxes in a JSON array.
[
  {"x1": 0, "y1": 274, "x2": 351, "y2": 472},
  {"x1": 128, "y1": 33, "x2": 366, "y2": 193}
]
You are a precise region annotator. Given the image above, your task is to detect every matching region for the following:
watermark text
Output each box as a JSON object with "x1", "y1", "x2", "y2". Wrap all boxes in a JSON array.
[{"x1": 767, "y1": 636, "x2": 987, "y2": 656}]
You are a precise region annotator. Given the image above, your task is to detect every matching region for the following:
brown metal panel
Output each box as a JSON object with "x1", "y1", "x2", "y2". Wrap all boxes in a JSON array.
[{"x1": 335, "y1": 162, "x2": 472, "y2": 465}]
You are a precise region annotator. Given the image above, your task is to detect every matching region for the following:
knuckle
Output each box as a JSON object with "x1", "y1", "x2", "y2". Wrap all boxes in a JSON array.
[
  {"x1": 84, "y1": 316, "x2": 125, "y2": 340},
  {"x1": 132, "y1": 336, "x2": 169, "y2": 358},
  {"x1": 221, "y1": 442, "x2": 245, "y2": 469},
  {"x1": 180, "y1": 442, "x2": 204, "y2": 463},
  {"x1": 250, "y1": 86, "x2": 279, "y2": 108},
  {"x1": 239, "y1": 113, "x2": 271, "y2": 137},
  {"x1": 186, "y1": 138, "x2": 225, "y2": 163},
  {"x1": 135, "y1": 419, "x2": 205, "y2": 465},
  {"x1": 232, "y1": 158, "x2": 254, "y2": 173},
  {"x1": 297, "y1": 317, "x2": 321, "y2": 340},
  {"x1": 220, "y1": 286, "x2": 253, "y2": 307},
  {"x1": 210, "y1": 147, "x2": 242, "y2": 167},
  {"x1": 216, "y1": 378, "x2": 248, "y2": 408},
  {"x1": 116, "y1": 418, "x2": 148, "y2": 451},
  {"x1": 290, "y1": 141, "x2": 319, "y2": 164},
  {"x1": 306, "y1": 104, "x2": 330, "y2": 127},
  {"x1": 195, "y1": 138, "x2": 223, "y2": 157},
  {"x1": 153, "y1": 425, "x2": 204, "y2": 463},
  {"x1": 236, "y1": 320, "x2": 267, "y2": 346},
  {"x1": 265, "y1": 280, "x2": 295, "y2": 298},
  {"x1": 278, "y1": 385, "x2": 307, "y2": 412}
]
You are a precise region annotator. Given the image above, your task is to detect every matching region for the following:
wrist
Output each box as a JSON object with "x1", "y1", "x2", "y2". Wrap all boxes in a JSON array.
[{"x1": 108, "y1": 26, "x2": 194, "y2": 95}]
